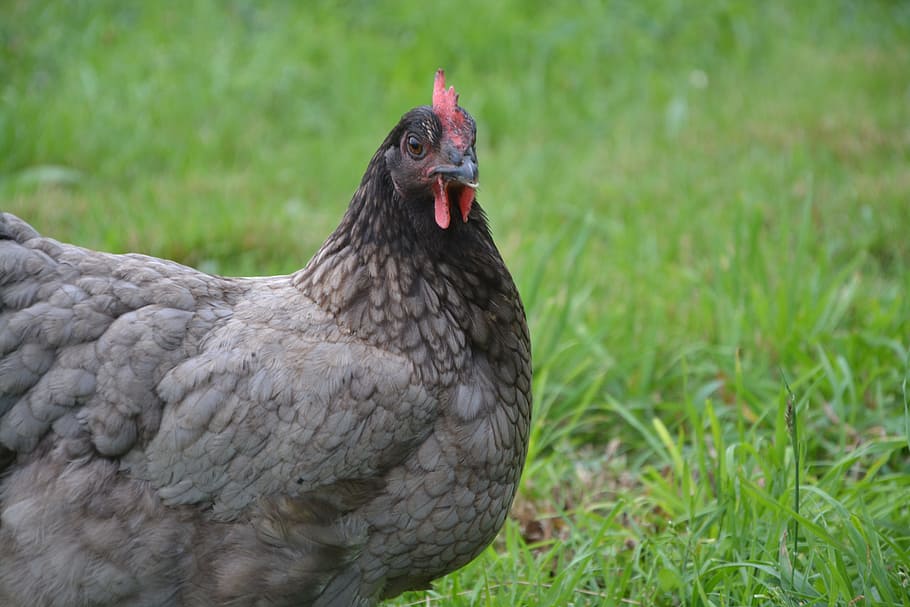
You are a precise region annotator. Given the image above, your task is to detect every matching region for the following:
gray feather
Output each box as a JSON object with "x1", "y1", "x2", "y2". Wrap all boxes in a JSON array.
[{"x1": 0, "y1": 91, "x2": 530, "y2": 607}]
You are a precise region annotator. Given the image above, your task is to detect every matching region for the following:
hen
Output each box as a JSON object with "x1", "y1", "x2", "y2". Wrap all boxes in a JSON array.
[{"x1": 0, "y1": 70, "x2": 531, "y2": 607}]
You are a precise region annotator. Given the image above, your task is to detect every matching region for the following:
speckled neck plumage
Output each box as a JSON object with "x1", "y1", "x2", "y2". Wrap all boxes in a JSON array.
[{"x1": 293, "y1": 137, "x2": 523, "y2": 385}]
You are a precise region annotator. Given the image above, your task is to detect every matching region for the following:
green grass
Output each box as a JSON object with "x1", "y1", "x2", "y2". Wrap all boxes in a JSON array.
[{"x1": 3, "y1": 0, "x2": 910, "y2": 604}]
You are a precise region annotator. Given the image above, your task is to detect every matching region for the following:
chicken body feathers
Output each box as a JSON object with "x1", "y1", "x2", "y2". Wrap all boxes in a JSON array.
[{"x1": 0, "y1": 90, "x2": 530, "y2": 607}]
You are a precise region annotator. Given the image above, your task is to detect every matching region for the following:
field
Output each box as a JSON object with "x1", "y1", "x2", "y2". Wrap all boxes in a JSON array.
[{"x1": 3, "y1": 1, "x2": 910, "y2": 604}]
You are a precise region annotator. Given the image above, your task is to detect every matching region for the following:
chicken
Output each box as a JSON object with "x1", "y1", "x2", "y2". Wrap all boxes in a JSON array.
[{"x1": 0, "y1": 70, "x2": 531, "y2": 607}]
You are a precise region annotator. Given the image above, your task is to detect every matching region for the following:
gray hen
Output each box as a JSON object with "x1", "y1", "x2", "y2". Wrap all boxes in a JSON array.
[{"x1": 0, "y1": 70, "x2": 531, "y2": 606}]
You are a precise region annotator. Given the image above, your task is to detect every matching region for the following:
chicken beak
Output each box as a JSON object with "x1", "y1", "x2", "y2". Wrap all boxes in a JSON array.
[{"x1": 429, "y1": 157, "x2": 478, "y2": 188}]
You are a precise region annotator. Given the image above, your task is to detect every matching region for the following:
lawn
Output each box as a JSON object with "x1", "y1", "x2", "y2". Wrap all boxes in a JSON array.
[{"x1": 3, "y1": 0, "x2": 910, "y2": 604}]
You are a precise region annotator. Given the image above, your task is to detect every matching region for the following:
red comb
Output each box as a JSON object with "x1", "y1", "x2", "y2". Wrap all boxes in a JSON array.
[
  {"x1": 433, "y1": 69, "x2": 459, "y2": 117},
  {"x1": 432, "y1": 69, "x2": 468, "y2": 148}
]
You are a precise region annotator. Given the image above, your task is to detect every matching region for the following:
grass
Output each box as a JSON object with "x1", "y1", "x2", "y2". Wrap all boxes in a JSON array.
[{"x1": 3, "y1": 0, "x2": 910, "y2": 604}]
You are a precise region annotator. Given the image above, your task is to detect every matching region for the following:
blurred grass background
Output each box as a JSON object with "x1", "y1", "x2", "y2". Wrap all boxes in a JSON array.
[{"x1": 3, "y1": 1, "x2": 910, "y2": 604}]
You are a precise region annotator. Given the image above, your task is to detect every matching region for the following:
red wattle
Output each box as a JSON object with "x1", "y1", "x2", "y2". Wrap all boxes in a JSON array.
[
  {"x1": 432, "y1": 177, "x2": 450, "y2": 229},
  {"x1": 458, "y1": 187, "x2": 475, "y2": 223}
]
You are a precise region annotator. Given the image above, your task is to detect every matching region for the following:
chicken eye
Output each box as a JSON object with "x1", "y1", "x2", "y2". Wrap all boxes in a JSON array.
[{"x1": 406, "y1": 135, "x2": 425, "y2": 159}]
